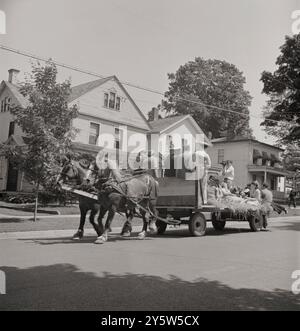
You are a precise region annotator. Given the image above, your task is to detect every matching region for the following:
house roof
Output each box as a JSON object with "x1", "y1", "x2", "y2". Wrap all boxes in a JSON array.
[
  {"x1": 211, "y1": 136, "x2": 284, "y2": 151},
  {"x1": 149, "y1": 114, "x2": 212, "y2": 146},
  {"x1": 1, "y1": 75, "x2": 151, "y2": 130},
  {"x1": 149, "y1": 115, "x2": 188, "y2": 133},
  {"x1": 0, "y1": 81, "x2": 29, "y2": 108},
  {"x1": 68, "y1": 76, "x2": 114, "y2": 102}
]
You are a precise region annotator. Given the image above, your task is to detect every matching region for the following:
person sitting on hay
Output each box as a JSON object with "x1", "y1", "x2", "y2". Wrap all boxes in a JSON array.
[{"x1": 207, "y1": 175, "x2": 263, "y2": 217}]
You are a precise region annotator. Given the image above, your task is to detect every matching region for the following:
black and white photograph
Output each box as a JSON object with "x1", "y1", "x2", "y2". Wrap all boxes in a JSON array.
[{"x1": 0, "y1": 0, "x2": 299, "y2": 314}]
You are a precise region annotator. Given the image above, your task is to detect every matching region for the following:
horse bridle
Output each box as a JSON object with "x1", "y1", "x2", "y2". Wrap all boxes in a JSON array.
[{"x1": 61, "y1": 161, "x2": 79, "y2": 179}]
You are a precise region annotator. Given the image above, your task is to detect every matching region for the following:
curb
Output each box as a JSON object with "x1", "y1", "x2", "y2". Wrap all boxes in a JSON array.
[
  {"x1": 0, "y1": 213, "x2": 80, "y2": 219},
  {"x1": 0, "y1": 226, "x2": 129, "y2": 240}
]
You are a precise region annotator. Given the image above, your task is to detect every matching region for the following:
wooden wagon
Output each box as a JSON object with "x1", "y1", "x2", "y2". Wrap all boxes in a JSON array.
[
  {"x1": 155, "y1": 176, "x2": 264, "y2": 236},
  {"x1": 60, "y1": 163, "x2": 264, "y2": 237}
]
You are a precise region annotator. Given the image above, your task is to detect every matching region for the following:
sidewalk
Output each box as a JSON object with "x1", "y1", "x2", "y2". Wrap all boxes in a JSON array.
[
  {"x1": 0, "y1": 211, "x2": 135, "y2": 233},
  {"x1": 0, "y1": 200, "x2": 79, "y2": 216},
  {"x1": 0, "y1": 216, "x2": 298, "y2": 240},
  {"x1": 0, "y1": 203, "x2": 299, "y2": 234},
  {"x1": 0, "y1": 226, "x2": 124, "y2": 240},
  {"x1": 0, "y1": 213, "x2": 79, "y2": 219}
]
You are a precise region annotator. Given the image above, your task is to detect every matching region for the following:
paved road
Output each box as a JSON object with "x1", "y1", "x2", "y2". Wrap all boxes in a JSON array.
[{"x1": 0, "y1": 216, "x2": 299, "y2": 311}]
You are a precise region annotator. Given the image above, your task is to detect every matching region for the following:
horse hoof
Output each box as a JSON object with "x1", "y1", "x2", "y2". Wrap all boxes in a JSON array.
[
  {"x1": 121, "y1": 231, "x2": 131, "y2": 237},
  {"x1": 72, "y1": 231, "x2": 83, "y2": 240},
  {"x1": 149, "y1": 226, "x2": 157, "y2": 234},
  {"x1": 94, "y1": 236, "x2": 107, "y2": 244},
  {"x1": 138, "y1": 231, "x2": 146, "y2": 240}
]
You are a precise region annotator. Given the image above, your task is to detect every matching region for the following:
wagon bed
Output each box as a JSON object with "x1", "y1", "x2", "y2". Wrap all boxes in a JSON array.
[{"x1": 155, "y1": 176, "x2": 265, "y2": 235}]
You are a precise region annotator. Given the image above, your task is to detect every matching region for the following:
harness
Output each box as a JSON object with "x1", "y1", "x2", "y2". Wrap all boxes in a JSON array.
[{"x1": 101, "y1": 175, "x2": 179, "y2": 225}]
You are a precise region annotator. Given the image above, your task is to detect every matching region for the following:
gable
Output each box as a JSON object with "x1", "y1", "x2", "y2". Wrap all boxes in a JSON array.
[
  {"x1": 0, "y1": 83, "x2": 25, "y2": 142},
  {"x1": 164, "y1": 118, "x2": 200, "y2": 136},
  {"x1": 149, "y1": 115, "x2": 187, "y2": 132},
  {"x1": 0, "y1": 82, "x2": 26, "y2": 110},
  {"x1": 69, "y1": 77, "x2": 150, "y2": 131},
  {"x1": 163, "y1": 116, "x2": 211, "y2": 147}
]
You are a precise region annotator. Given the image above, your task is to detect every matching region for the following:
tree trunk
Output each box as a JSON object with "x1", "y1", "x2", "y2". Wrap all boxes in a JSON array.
[{"x1": 33, "y1": 182, "x2": 40, "y2": 222}]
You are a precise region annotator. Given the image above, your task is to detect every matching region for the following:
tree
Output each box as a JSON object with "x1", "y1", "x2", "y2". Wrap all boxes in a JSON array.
[
  {"x1": 160, "y1": 57, "x2": 253, "y2": 138},
  {"x1": 1, "y1": 62, "x2": 78, "y2": 220},
  {"x1": 261, "y1": 34, "x2": 300, "y2": 145},
  {"x1": 282, "y1": 144, "x2": 300, "y2": 190}
]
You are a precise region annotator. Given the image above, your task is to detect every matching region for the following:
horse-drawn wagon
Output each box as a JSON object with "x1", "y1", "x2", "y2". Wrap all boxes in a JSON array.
[
  {"x1": 155, "y1": 175, "x2": 265, "y2": 236},
  {"x1": 58, "y1": 150, "x2": 268, "y2": 242}
]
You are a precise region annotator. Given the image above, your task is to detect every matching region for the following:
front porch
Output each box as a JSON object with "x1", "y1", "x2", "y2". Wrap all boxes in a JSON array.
[{"x1": 248, "y1": 165, "x2": 289, "y2": 202}]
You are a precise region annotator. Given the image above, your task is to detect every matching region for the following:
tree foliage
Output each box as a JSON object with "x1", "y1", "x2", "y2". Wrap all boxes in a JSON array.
[
  {"x1": 160, "y1": 57, "x2": 253, "y2": 138},
  {"x1": 283, "y1": 144, "x2": 300, "y2": 172},
  {"x1": 261, "y1": 34, "x2": 300, "y2": 145},
  {"x1": 1, "y1": 62, "x2": 78, "y2": 191}
]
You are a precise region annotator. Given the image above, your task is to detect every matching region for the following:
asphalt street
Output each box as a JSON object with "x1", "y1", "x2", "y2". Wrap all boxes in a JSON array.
[{"x1": 0, "y1": 216, "x2": 299, "y2": 311}]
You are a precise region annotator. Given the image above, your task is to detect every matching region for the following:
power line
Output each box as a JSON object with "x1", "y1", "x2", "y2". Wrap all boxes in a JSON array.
[
  {"x1": 0, "y1": 43, "x2": 294, "y2": 124},
  {"x1": 0, "y1": 44, "x2": 164, "y2": 95}
]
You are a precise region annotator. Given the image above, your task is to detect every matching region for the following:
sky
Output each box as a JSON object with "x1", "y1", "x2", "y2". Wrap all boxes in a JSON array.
[{"x1": 0, "y1": 0, "x2": 298, "y2": 143}]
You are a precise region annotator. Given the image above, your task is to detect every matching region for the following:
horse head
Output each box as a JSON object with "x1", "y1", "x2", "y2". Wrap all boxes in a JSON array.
[{"x1": 58, "y1": 160, "x2": 83, "y2": 186}]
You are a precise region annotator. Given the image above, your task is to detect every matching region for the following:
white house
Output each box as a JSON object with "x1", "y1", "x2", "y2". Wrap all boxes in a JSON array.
[
  {"x1": 0, "y1": 69, "x2": 151, "y2": 191},
  {"x1": 207, "y1": 136, "x2": 290, "y2": 201},
  {"x1": 0, "y1": 68, "x2": 212, "y2": 192}
]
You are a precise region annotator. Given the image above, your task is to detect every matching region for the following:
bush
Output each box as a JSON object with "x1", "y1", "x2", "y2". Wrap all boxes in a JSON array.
[
  {"x1": 0, "y1": 190, "x2": 78, "y2": 206},
  {"x1": 0, "y1": 192, "x2": 35, "y2": 204}
]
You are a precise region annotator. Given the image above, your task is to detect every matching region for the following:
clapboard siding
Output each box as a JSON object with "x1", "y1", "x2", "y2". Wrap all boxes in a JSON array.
[{"x1": 70, "y1": 79, "x2": 150, "y2": 131}]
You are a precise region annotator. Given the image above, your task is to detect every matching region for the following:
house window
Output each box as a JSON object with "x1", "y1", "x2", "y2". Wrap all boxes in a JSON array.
[
  {"x1": 109, "y1": 92, "x2": 116, "y2": 109},
  {"x1": 217, "y1": 149, "x2": 224, "y2": 164},
  {"x1": 104, "y1": 92, "x2": 121, "y2": 110},
  {"x1": 114, "y1": 127, "x2": 123, "y2": 149},
  {"x1": 271, "y1": 178, "x2": 276, "y2": 190},
  {"x1": 116, "y1": 97, "x2": 121, "y2": 110},
  {"x1": 8, "y1": 121, "x2": 15, "y2": 137},
  {"x1": 89, "y1": 122, "x2": 100, "y2": 145},
  {"x1": 0, "y1": 157, "x2": 5, "y2": 179},
  {"x1": 1, "y1": 97, "x2": 11, "y2": 113},
  {"x1": 104, "y1": 93, "x2": 109, "y2": 108},
  {"x1": 1, "y1": 100, "x2": 5, "y2": 112},
  {"x1": 6, "y1": 98, "x2": 11, "y2": 112}
]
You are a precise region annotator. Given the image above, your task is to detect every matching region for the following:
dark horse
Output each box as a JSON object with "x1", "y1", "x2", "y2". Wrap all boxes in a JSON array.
[
  {"x1": 57, "y1": 159, "x2": 107, "y2": 240},
  {"x1": 94, "y1": 152, "x2": 159, "y2": 244}
]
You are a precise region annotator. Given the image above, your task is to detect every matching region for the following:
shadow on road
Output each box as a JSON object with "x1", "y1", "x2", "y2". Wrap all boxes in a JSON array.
[
  {"x1": 19, "y1": 233, "x2": 154, "y2": 245},
  {"x1": 273, "y1": 221, "x2": 300, "y2": 232},
  {"x1": 0, "y1": 218, "x2": 25, "y2": 224},
  {"x1": 18, "y1": 227, "x2": 255, "y2": 245},
  {"x1": 0, "y1": 264, "x2": 298, "y2": 311}
]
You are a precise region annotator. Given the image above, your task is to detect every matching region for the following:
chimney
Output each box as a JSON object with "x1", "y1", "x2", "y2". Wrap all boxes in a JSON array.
[
  {"x1": 208, "y1": 131, "x2": 213, "y2": 140},
  {"x1": 8, "y1": 69, "x2": 20, "y2": 85},
  {"x1": 153, "y1": 108, "x2": 159, "y2": 121}
]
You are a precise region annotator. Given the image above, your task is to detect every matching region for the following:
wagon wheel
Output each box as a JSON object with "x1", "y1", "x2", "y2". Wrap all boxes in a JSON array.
[
  {"x1": 156, "y1": 220, "x2": 167, "y2": 235},
  {"x1": 189, "y1": 212, "x2": 206, "y2": 236},
  {"x1": 248, "y1": 215, "x2": 262, "y2": 232},
  {"x1": 211, "y1": 213, "x2": 226, "y2": 231}
]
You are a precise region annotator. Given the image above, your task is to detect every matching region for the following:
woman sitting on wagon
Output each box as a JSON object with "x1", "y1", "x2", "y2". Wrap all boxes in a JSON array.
[{"x1": 207, "y1": 176, "x2": 262, "y2": 213}]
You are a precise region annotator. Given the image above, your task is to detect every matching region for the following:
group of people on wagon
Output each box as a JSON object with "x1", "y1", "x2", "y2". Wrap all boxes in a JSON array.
[{"x1": 206, "y1": 160, "x2": 275, "y2": 228}]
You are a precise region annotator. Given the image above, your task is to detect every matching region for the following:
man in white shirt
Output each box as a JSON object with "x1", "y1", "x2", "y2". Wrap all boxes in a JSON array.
[
  {"x1": 184, "y1": 143, "x2": 211, "y2": 204},
  {"x1": 223, "y1": 160, "x2": 234, "y2": 190}
]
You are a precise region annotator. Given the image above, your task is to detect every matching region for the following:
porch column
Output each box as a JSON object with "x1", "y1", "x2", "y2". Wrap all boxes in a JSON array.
[{"x1": 264, "y1": 170, "x2": 267, "y2": 183}]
